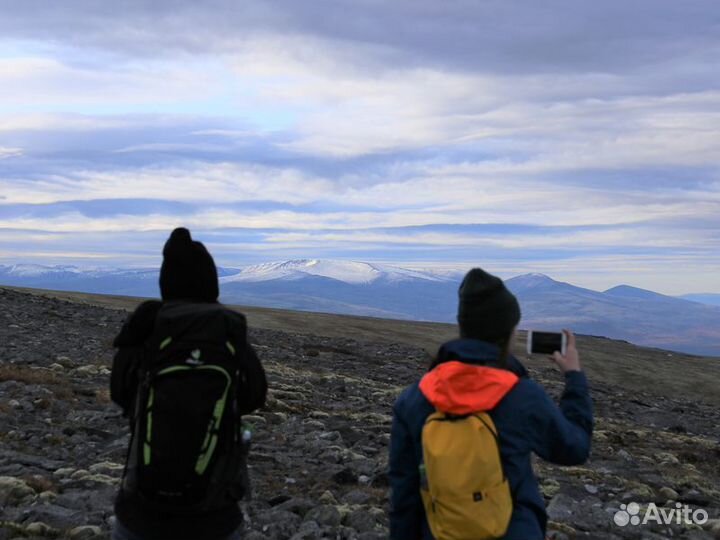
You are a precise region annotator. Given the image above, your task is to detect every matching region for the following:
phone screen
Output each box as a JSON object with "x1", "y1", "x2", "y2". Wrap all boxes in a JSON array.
[{"x1": 528, "y1": 331, "x2": 564, "y2": 355}]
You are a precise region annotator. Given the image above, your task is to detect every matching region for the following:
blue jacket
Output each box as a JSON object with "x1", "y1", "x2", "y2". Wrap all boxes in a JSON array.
[{"x1": 388, "y1": 339, "x2": 593, "y2": 540}]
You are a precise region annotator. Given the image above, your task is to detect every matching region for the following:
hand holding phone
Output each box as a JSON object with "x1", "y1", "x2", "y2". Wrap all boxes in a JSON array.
[
  {"x1": 552, "y1": 329, "x2": 580, "y2": 373},
  {"x1": 527, "y1": 331, "x2": 567, "y2": 356},
  {"x1": 527, "y1": 329, "x2": 581, "y2": 373}
]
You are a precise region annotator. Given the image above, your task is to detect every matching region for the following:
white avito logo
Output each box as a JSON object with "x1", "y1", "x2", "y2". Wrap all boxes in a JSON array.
[{"x1": 614, "y1": 502, "x2": 709, "y2": 527}]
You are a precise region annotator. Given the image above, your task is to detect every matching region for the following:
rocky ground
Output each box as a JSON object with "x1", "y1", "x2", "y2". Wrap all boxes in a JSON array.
[{"x1": 0, "y1": 286, "x2": 719, "y2": 540}]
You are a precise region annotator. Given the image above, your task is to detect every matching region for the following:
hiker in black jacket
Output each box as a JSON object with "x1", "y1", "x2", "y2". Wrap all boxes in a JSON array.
[{"x1": 110, "y1": 228, "x2": 267, "y2": 540}]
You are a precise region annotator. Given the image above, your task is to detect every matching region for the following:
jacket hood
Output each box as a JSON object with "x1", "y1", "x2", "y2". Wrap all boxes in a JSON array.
[
  {"x1": 420, "y1": 360, "x2": 519, "y2": 414},
  {"x1": 432, "y1": 338, "x2": 529, "y2": 379}
]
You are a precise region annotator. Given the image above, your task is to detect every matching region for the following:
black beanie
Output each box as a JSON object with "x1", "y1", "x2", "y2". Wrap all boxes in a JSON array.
[
  {"x1": 159, "y1": 228, "x2": 219, "y2": 302},
  {"x1": 457, "y1": 268, "x2": 521, "y2": 343}
]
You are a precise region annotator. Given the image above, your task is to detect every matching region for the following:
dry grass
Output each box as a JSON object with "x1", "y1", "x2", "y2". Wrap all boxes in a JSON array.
[
  {"x1": 20, "y1": 474, "x2": 57, "y2": 494},
  {"x1": 0, "y1": 364, "x2": 61, "y2": 386},
  {"x1": 0, "y1": 364, "x2": 75, "y2": 401},
  {"x1": 5, "y1": 285, "x2": 720, "y2": 406},
  {"x1": 95, "y1": 388, "x2": 111, "y2": 404}
]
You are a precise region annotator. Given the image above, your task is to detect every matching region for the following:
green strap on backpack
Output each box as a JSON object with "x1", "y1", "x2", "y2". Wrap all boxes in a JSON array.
[{"x1": 420, "y1": 411, "x2": 513, "y2": 540}]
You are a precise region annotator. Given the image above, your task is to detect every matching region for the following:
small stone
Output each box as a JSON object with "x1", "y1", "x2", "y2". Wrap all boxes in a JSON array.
[
  {"x1": 72, "y1": 365, "x2": 100, "y2": 376},
  {"x1": 49, "y1": 363, "x2": 65, "y2": 371},
  {"x1": 25, "y1": 522, "x2": 53, "y2": 535},
  {"x1": 81, "y1": 473, "x2": 117, "y2": 485},
  {"x1": 68, "y1": 525, "x2": 103, "y2": 539},
  {"x1": 702, "y1": 519, "x2": 720, "y2": 539},
  {"x1": 39, "y1": 490, "x2": 58, "y2": 503},
  {"x1": 88, "y1": 461, "x2": 124, "y2": 475},
  {"x1": 659, "y1": 486, "x2": 679, "y2": 500},
  {"x1": 8, "y1": 399, "x2": 21, "y2": 409},
  {"x1": 333, "y1": 468, "x2": 357, "y2": 485},
  {"x1": 358, "y1": 475, "x2": 372, "y2": 485},
  {"x1": 319, "y1": 490, "x2": 338, "y2": 504},
  {"x1": 584, "y1": 484, "x2": 599, "y2": 495},
  {"x1": 345, "y1": 509, "x2": 378, "y2": 533},
  {"x1": 265, "y1": 412, "x2": 289, "y2": 424},
  {"x1": 616, "y1": 449, "x2": 633, "y2": 462},
  {"x1": 290, "y1": 520, "x2": 322, "y2": 540},
  {"x1": 546, "y1": 494, "x2": 576, "y2": 521},
  {"x1": 342, "y1": 489, "x2": 373, "y2": 505},
  {"x1": 53, "y1": 467, "x2": 76, "y2": 478},
  {"x1": 0, "y1": 476, "x2": 35, "y2": 505},
  {"x1": 275, "y1": 498, "x2": 315, "y2": 517},
  {"x1": 243, "y1": 414, "x2": 267, "y2": 426},
  {"x1": 655, "y1": 452, "x2": 680, "y2": 465},
  {"x1": 305, "y1": 505, "x2": 342, "y2": 527},
  {"x1": 70, "y1": 469, "x2": 90, "y2": 480},
  {"x1": 55, "y1": 355, "x2": 73, "y2": 366},
  {"x1": 622, "y1": 484, "x2": 655, "y2": 501},
  {"x1": 541, "y1": 478, "x2": 561, "y2": 498}
]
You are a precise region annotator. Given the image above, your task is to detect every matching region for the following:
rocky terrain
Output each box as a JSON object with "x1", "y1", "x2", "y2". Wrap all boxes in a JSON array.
[{"x1": 1, "y1": 286, "x2": 719, "y2": 539}]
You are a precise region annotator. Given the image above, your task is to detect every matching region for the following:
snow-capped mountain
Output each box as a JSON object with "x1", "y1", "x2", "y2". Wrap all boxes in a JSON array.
[
  {"x1": 0, "y1": 264, "x2": 84, "y2": 277},
  {"x1": 1, "y1": 261, "x2": 719, "y2": 356},
  {"x1": 221, "y1": 259, "x2": 455, "y2": 285}
]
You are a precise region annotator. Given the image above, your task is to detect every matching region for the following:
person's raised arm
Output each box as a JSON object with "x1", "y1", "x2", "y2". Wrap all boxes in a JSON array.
[{"x1": 528, "y1": 330, "x2": 593, "y2": 465}]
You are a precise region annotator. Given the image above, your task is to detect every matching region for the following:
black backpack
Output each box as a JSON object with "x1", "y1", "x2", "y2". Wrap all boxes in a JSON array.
[{"x1": 122, "y1": 302, "x2": 250, "y2": 513}]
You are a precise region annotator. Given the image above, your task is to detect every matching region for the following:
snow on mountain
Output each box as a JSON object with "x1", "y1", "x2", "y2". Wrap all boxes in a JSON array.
[
  {"x1": 2, "y1": 261, "x2": 719, "y2": 356},
  {"x1": 220, "y1": 259, "x2": 454, "y2": 285},
  {"x1": 0, "y1": 264, "x2": 83, "y2": 277},
  {"x1": 505, "y1": 272, "x2": 558, "y2": 289}
]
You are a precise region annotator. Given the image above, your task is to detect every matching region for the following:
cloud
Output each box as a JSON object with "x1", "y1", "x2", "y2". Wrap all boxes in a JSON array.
[
  {"x1": 1, "y1": 1, "x2": 719, "y2": 294},
  {"x1": 1, "y1": 0, "x2": 718, "y2": 78},
  {"x1": 0, "y1": 146, "x2": 22, "y2": 159}
]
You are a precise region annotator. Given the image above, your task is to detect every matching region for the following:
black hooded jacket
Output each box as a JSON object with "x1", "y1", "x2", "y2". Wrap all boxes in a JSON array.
[{"x1": 110, "y1": 299, "x2": 267, "y2": 540}]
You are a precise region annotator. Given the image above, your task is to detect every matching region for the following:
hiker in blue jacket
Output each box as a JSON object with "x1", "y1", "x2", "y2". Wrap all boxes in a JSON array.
[{"x1": 389, "y1": 268, "x2": 593, "y2": 540}]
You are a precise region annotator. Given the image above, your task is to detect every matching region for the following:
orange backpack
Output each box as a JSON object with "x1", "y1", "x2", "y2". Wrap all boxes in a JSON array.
[{"x1": 420, "y1": 411, "x2": 512, "y2": 540}]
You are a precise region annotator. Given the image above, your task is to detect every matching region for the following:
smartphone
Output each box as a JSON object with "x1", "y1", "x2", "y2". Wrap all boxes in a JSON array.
[{"x1": 526, "y1": 330, "x2": 567, "y2": 356}]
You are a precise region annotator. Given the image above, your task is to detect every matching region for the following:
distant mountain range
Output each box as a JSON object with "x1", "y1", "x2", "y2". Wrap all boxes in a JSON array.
[
  {"x1": 1, "y1": 260, "x2": 719, "y2": 357},
  {"x1": 679, "y1": 293, "x2": 720, "y2": 307}
]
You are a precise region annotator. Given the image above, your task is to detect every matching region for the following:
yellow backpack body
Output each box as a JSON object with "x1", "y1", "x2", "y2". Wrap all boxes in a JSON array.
[{"x1": 420, "y1": 411, "x2": 512, "y2": 540}]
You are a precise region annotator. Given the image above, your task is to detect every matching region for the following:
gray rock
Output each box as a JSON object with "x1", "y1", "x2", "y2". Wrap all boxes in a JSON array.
[
  {"x1": 304, "y1": 505, "x2": 342, "y2": 528},
  {"x1": 546, "y1": 494, "x2": 577, "y2": 521},
  {"x1": 243, "y1": 532, "x2": 269, "y2": 540},
  {"x1": 290, "y1": 520, "x2": 322, "y2": 540},
  {"x1": 274, "y1": 497, "x2": 315, "y2": 517},
  {"x1": 254, "y1": 509, "x2": 302, "y2": 539},
  {"x1": 21, "y1": 503, "x2": 84, "y2": 529},
  {"x1": 24, "y1": 522, "x2": 54, "y2": 535},
  {"x1": 68, "y1": 525, "x2": 103, "y2": 539},
  {"x1": 345, "y1": 508, "x2": 378, "y2": 533},
  {"x1": 0, "y1": 476, "x2": 34, "y2": 505},
  {"x1": 357, "y1": 533, "x2": 387, "y2": 540},
  {"x1": 341, "y1": 489, "x2": 373, "y2": 505}
]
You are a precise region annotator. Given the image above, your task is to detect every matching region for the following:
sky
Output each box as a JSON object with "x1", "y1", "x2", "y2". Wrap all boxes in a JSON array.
[{"x1": 0, "y1": 0, "x2": 718, "y2": 295}]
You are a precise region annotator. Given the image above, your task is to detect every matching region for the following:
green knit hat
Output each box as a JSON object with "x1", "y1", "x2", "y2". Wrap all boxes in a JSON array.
[{"x1": 457, "y1": 268, "x2": 521, "y2": 343}]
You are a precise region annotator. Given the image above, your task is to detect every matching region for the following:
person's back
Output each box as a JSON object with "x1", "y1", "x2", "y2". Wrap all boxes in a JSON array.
[
  {"x1": 110, "y1": 228, "x2": 267, "y2": 540},
  {"x1": 388, "y1": 268, "x2": 593, "y2": 540}
]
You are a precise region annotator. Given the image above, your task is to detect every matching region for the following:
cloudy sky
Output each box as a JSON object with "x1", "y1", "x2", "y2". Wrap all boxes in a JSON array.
[{"x1": 0, "y1": 0, "x2": 718, "y2": 294}]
